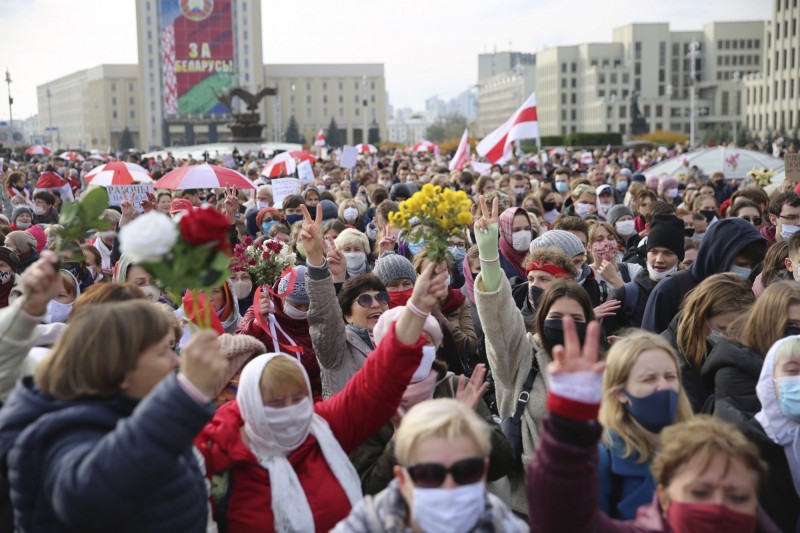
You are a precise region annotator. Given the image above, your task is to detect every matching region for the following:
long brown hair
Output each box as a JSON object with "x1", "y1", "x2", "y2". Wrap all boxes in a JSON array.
[
  {"x1": 534, "y1": 280, "x2": 595, "y2": 354},
  {"x1": 741, "y1": 281, "x2": 800, "y2": 356}
]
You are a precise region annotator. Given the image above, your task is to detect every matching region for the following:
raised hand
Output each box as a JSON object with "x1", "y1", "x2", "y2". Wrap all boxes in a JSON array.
[
  {"x1": 377, "y1": 234, "x2": 397, "y2": 256},
  {"x1": 593, "y1": 299, "x2": 621, "y2": 319},
  {"x1": 455, "y1": 364, "x2": 489, "y2": 410},
  {"x1": 140, "y1": 192, "x2": 157, "y2": 213},
  {"x1": 299, "y1": 204, "x2": 325, "y2": 265},
  {"x1": 19, "y1": 251, "x2": 61, "y2": 316},
  {"x1": 547, "y1": 316, "x2": 605, "y2": 377},
  {"x1": 325, "y1": 236, "x2": 346, "y2": 281},
  {"x1": 410, "y1": 262, "x2": 449, "y2": 314},
  {"x1": 475, "y1": 195, "x2": 499, "y2": 233},
  {"x1": 120, "y1": 192, "x2": 135, "y2": 219},
  {"x1": 223, "y1": 185, "x2": 239, "y2": 221},
  {"x1": 179, "y1": 330, "x2": 228, "y2": 399}
]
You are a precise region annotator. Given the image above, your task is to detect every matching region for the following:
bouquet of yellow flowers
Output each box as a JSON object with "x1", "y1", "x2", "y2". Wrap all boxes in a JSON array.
[{"x1": 389, "y1": 183, "x2": 473, "y2": 264}]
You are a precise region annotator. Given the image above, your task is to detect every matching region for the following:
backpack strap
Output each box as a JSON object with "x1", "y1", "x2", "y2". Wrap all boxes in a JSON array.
[
  {"x1": 622, "y1": 282, "x2": 639, "y2": 317},
  {"x1": 511, "y1": 355, "x2": 541, "y2": 423},
  {"x1": 619, "y1": 263, "x2": 631, "y2": 283}
]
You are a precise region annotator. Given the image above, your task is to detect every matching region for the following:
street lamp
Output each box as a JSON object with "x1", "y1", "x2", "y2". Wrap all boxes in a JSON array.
[
  {"x1": 362, "y1": 74, "x2": 368, "y2": 145},
  {"x1": 665, "y1": 84, "x2": 673, "y2": 132},
  {"x1": 687, "y1": 40, "x2": 701, "y2": 147},
  {"x1": 732, "y1": 71, "x2": 741, "y2": 145},
  {"x1": 5, "y1": 69, "x2": 12, "y2": 131}
]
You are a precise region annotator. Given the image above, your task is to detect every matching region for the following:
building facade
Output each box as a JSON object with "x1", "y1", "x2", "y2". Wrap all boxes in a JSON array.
[
  {"x1": 135, "y1": 0, "x2": 264, "y2": 150},
  {"x1": 744, "y1": 0, "x2": 800, "y2": 137},
  {"x1": 36, "y1": 65, "x2": 141, "y2": 151},
  {"x1": 477, "y1": 64, "x2": 536, "y2": 137},
  {"x1": 263, "y1": 63, "x2": 387, "y2": 146},
  {"x1": 387, "y1": 115, "x2": 430, "y2": 145}
]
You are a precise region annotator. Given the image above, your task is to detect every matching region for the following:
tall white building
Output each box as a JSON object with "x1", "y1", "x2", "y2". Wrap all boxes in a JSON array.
[
  {"x1": 744, "y1": 0, "x2": 800, "y2": 137},
  {"x1": 477, "y1": 64, "x2": 536, "y2": 137},
  {"x1": 387, "y1": 115, "x2": 430, "y2": 145},
  {"x1": 135, "y1": 0, "x2": 264, "y2": 149}
]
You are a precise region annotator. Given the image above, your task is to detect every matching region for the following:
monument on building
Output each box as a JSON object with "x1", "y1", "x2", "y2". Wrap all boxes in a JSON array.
[
  {"x1": 215, "y1": 86, "x2": 277, "y2": 142},
  {"x1": 630, "y1": 92, "x2": 649, "y2": 136}
]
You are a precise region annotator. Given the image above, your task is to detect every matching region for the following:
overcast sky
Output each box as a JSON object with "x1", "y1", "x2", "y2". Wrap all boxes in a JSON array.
[{"x1": 0, "y1": 0, "x2": 771, "y2": 121}]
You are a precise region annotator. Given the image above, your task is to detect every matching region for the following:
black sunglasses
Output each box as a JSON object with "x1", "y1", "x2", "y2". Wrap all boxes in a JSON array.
[
  {"x1": 356, "y1": 291, "x2": 390, "y2": 308},
  {"x1": 739, "y1": 215, "x2": 761, "y2": 225},
  {"x1": 405, "y1": 457, "x2": 485, "y2": 488}
]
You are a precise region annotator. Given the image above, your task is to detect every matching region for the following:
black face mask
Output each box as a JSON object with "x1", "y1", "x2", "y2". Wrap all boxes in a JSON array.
[
  {"x1": 785, "y1": 325, "x2": 800, "y2": 338},
  {"x1": 684, "y1": 228, "x2": 695, "y2": 237},
  {"x1": 542, "y1": 201, "x2": 558, "y2": 212},
  {"x1": 700, "y1": 209, "x2": 717, "y2": 223},
  {"x1": 528, "y1": 285, "x2": 544, "y2": 310},
  {"x1": 541, "y1": 319, "x2": 587, "y2": 351}
]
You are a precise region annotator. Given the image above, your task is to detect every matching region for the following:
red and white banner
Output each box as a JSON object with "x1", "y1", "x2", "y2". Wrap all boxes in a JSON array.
[
  {"x1": 449, "y1": 129, "x2": 470, "y2": 171},
  {"x1": 314, "y1": 129, "x2": 325, "y2": 147},
  {"x1": 476, "y1": 91, "x2": 539, "y2": 164}
]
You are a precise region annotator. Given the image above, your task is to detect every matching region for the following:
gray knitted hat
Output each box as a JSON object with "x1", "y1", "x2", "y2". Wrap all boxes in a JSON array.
[
  {"x1": 373, "y1": 252, "x2": 417, "y2": 286},
  {"x1": 530, "y1": 230, "x2": 585, "y2": 258},
  {"x1": 278, "y1": 265, "x2": 309, "y2": 305},
  {"x1": 11, "y1": 206, "x2": 32, "y2": 224},
  {"x1": 607, "y1": 205, "x2": 634, "y2": 225},
  {"x1": 320, "y1": 200, "x2": 339, "y2": 221}
]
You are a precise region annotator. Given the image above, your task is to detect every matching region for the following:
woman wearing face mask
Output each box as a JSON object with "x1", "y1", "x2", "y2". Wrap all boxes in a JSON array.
[
  {"x1": 607, "y1": 205, "x2": 638, "y2": 249},
  {"x1": 209, "y1": 280, "x2": 241, "y2": 334},
  {"x1": 338, "y1": 199, "x2": 368, "y2": 232},
  {"x1": 112, "y1": 254, "x2": 170, "y2": 305},
  {"x1": 691, "y1": 193, "x2": 719, "y2": 236},
  {"x1": 702, "y1": 281, "x2": 800, "y2": 419},
  {"x1": 334, "y1": 228, "x2": 372, "y2": 279},
  {"x1": 527, "y1": 317, "x2": 781, "y2": 533},
  {"x1": 446, "y1": 236, "x2": 468, "y2": 287},
  {"x1": 197, "y1": 261, "x2": 448, "y2": 533},
  {"x1": 534, "y1": 187, "x2": 561, "y2": 228},
  {"x1": 349, "y1": 307, "x2": 512, "y2": 496},
  {"x1": 658, "y1": 176, "x2": 681, "y2": 206},
  {"x1": 230, "y1": 269, "x2": 255, "y2": 314},
  {"x1": 497, "y1": 206, "x2": 534, "y2": 280},
  {"x1": 595, "y1": 185, "x2": 615, "y2": 221},
  {"x1": 302, "y1": 187, "x2": 320, "y2": 208},
  {"x1": 0, "y1": 246, "x2": 20, "y2": 309},
  {"x1": 713, "y1": 336, "x2": 800, "y2": 532},
  {"x1": 565, "y1": 184, "x2": 598, "y2": 220},
  {"x1": 0, "y1": 301, "x2": 228, "y2": 532},
  {"x1": 604, "y1": 215, "x2": 684, "y2": 334},
  {"x1": 44, "y1": 270, "x2": 79, "y2": 324},
  {"x1": 663, "y1": 273, "x2": 756, "y2": 413},
  {"x1": 5, "y1": 171, "x2": 32, "y2": 208},
  {"x1": 337, "y1": 399, "x2": 526, "y2": 533},
  {"x1": 520, "y1": 247, "x2": 576, "y2": 327},
  {"x1": 588, "y1": 222, "x2": 642, "y2": 304},
  {"x1": 237, "y1": 265, "x2": 323, "y2": 399},
  {"x1": 256, "y1": 207, "x2": 285, "y2": 239},
  {"x1": 4, "y1": 231, "x2": 39, "y2": 273},
  {"x1": 473, "y1": 195, "x2": 597, "y2": 516},
  {"x1": 373, "y1": 252, "x2": 417, "y2": 308},
  {"x1": 597, "y1": 332, "x2": 694, "y2": 519}
]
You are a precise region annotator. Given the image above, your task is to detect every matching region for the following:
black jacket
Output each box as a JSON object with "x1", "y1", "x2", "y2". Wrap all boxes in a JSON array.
[
  {"x1": 641, "y1": 218, "x2": 766, "y2": 333},
  {"x1": 603, "y1": 270, "x2": 658, "y2": 334},
  {"x1": 701, "y1": 339, "x2": 763, "y2": 417},
  {"x1": 661, "y1": 314, "x2": 714, "y2": 413}
]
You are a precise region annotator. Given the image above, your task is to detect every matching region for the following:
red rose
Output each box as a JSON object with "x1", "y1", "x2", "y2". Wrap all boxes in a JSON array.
[
  {"x1": 266, "y1": 240, "x2": 283, "y2": 253},
  {"x1": 178, "y1": 207, "x2": 231, "y2": 252}
]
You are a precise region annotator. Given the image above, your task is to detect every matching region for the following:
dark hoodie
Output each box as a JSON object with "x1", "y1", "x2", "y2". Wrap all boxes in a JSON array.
[
  {"x1": 641, "y1": 218, "x2": 766, "y2": 333},
  {"x1": 0, "y1": 376, "x2": 213, "y2": 533}
]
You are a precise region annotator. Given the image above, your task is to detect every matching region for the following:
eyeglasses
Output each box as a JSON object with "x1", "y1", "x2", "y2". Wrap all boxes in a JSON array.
[
  {"x1": 449, "y1": 242, "x2": 467, "y2": 250},
  {"x1": 356, "y1": 291, "x2": 390, "y2": 308},
  {"x1": 405, "y1": 457, "x2": 485, "y2": 488},
  {"x1": 739, "y1": 215, "x2": 762, "y2": 225},
  {"x1": 779, "y1": 214, "x2": 800, "y2": 223}
]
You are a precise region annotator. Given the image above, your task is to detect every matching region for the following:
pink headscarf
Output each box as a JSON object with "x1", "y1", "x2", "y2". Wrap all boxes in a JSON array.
[{"x1": 498, "y1": 207, "x2": 530, "y2": 279}]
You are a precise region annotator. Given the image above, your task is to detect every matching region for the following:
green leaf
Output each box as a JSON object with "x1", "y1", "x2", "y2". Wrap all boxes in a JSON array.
[
  {"x1": 211, "y1": 251, "x2": 231, "y2": 272},
  {"x1": 81, "y1": 188, "x2": 110, "y2": 219}
]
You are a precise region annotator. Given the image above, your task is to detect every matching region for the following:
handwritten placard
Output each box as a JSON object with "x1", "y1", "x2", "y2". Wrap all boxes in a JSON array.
[
  {"x1": 340, "y1": 145, "x2": 358, "y2": 169},
  {"x1": 785, "y1": 153, "x2": 800, "y2": 183},
  {"x1": 107, "y1": 184, "x2": 156, "y2": 212},
  {"x1": 271, "y1": 178, "x2": 301, "y2": 209},
  {"x1": 297, "y1": 160, "x2": 315, "y2": 185}
]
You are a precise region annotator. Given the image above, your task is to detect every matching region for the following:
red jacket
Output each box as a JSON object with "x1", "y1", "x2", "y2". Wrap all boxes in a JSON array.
[
  {"x1": 237, "y1": 297, "x2": 322, "y2": 399},
  {"x1": 196, "y1": 323, "x2": 425, "y2": 533}
]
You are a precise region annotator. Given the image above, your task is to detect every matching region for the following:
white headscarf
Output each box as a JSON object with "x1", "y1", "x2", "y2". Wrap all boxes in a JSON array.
[
  {"x1": 754, "y1": 336, "x2": 800, "y2": 496},
  {"x1": 237, "y1": 353, "x2": 362, "y2": 532}
]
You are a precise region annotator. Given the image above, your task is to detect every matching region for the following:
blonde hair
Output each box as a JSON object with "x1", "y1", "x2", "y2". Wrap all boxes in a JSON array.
[
  {"x1": 259, "y1": 355, "x2": 309, "y2": 399},
  {"x1": 334, "y1": 228, "x2": 370, "y2": 254},
  {"x1": 741, "y1": 281, "x2": 800, "y2": 356},
  {"x1": 599, "y1": 331, "x2": 693, "y2": 462},
  {"x1": 677, "y1": 273, "x2": 755, "y2": 369},
  {"x1": 651, "y1": 415, "x2": 766, "y2": 487},
  {"x1": 573, "y1": 184, "x2": 597, "y2": 198},
  {"x1": 35, "y1": 301, "x2": 171, "y2": 400},
  {"x1": 775, "y1": 337, "x2": 800, "y2": 363},
  {"x1": 395, "y1": 399, "x2": 490, "y2": 467}
]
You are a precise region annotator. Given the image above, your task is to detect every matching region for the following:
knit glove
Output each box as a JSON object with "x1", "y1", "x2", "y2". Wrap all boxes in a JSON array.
[{"x1": 474, "y1": 222, "x2": 502, "y2": 293}]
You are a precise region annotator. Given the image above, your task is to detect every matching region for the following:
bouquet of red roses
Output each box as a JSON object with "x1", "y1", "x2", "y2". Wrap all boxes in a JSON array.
[
  {"x1": 232, "y1": 236, "x2": 297, "y2": 288},
  {"x1": 119, "y1": 206, "x2": 232, "y2": 328}
]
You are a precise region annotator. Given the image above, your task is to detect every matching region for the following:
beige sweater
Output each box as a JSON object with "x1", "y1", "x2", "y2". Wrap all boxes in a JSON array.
[{"x1": 474, "y1": 272, "x2": 550, "y2": 517}]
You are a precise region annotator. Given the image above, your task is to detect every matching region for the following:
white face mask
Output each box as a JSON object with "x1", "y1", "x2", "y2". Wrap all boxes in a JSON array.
[
  {"x1": 576, "y1": 203, "x2": 592, "y2": 218},
  {"x1": 0, "y1": 271, "x2": 12, "y2": 285},
  {"x1": 33, "y1": 206, "x2": 46, "y2": 216},
  {"x1": 232, "y1": 279, "x2": 253, "y2": 300},
  {"x1": 647, "y1": 263, "x2": 678, "y2": 281},
  {"x1": 729, "y1": 265, "x2": 752, "y2": 279},
  {"x1": 283, "y1": 301, "x2": 308, "y2": 320},
  {"x1": 343, "y1": 207, "x2": 359, "y2": 223},
  {"x1": 140, "y1": 285, "x2": 161, "y2": 302},
  {"x1": 666, "y1": 188, "x2": 679, "y2": 198},
  {"x1": 15, "y1": 221, "x2": 31, "y2": 229},
  {"x1": 257, "y1": 201, "x2": 269, "y2": 210},
  {"x1": 262, "y1": 397, "x2": 313, "y2": 451},
  {"x1": 379, "y1": 180, "x2": 393, "y2": 189},
  {"x1": 597, "y1": 202, "x2": 613, "y2": 217},
  {"x1": 344, "y1": 251, "x2": 366, "y2": 271},
  {"x1": 511, "y1": 229, "x2": 532, "y2": 252},
  {"x1": 412, "y1": 345, "x2": 437, "y2": 382},
  {"x1": 45, "y1": 300, "x2": 73, "y2": 324},
  {"x1": 544, "y1": 208, "x2": 559, "y2": 225},
  {"x1": 514, "y1": 187, "x2": 526, "y2": 197},
  {"x1": 412, "y1": 482, "x2": 486, "y2": 533},
  {"x1": 781, "y1": 223, "x2": 800, "y2": 240},
  {"x1": 615, "y1": 220, "x2": 636, "y2": 237}
]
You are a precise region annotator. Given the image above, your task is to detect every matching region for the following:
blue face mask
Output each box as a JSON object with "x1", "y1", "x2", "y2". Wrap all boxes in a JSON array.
[
  {"x1": 285, "y1": 214, "x2": 303, "y2": 226},
  {"x1": 408, "y1": 240, "x2": 424, "y2": 256},
  {"x1": 623, "y1": 389, "x2": 679, "y2": 433},
  {"x1": 616, "y1": 181, "x2": 629, "y2": 192},
  {"x1": 729, "y1": 265, "x2": 752, "y2": 279},
  {"x1": 262, "y1": 220, "x2": 277, "y2": 234},
  {"x1": 777, "y1": 376, "x2": 800, "y2": 422},
  {"x1": 555, "y1": 181, "x2": 569, "y2": 194},
  {"x1": 449, "y1": 246, "x2": 466, "y2": 271}
]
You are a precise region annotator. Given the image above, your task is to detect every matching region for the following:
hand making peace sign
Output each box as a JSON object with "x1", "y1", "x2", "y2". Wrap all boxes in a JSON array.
[{"x1": 475, "y1": 194, "x2": 499, "y2": 233}]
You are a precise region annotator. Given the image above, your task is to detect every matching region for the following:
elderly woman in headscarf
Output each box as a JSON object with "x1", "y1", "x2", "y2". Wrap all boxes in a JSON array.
[{"x1": 196, "y1": 260, "x2": 449, "y2": 533}]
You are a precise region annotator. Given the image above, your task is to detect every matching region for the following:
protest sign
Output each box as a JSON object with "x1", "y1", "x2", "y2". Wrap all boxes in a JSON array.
[
  {"x1": 297, "y1": 160, "x2": 315, "y2": 185},
  {"x1": 340, "y1": 146, "x2": 358, "y2": 169},
  {"x1": 271, "y1": 178, "x2": 301, "y2": 209},
  {"x1": 785, "y1": 153, "x2": 800, "y2": 183},
  {"x1": 107, "y1": 184, "x2": 156, "y2": 212}
]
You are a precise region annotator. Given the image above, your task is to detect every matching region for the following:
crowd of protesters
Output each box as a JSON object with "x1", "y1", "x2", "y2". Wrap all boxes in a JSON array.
[{"x1": 0, "y1": 135, "x2": 797, "y2": 532}]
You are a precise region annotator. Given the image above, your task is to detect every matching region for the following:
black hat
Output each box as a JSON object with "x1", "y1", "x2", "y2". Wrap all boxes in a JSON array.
[
  {"x1": 647, "y1": 215, "x2": 685, "y2": 261},
  {"x1": 0, "y1": 246, "x2": 19, "y2": 273}
]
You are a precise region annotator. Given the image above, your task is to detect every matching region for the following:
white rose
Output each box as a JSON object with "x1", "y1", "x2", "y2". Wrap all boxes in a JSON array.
[{"x1": 119, "y1": 211, "x2": 179, "y2": 263}]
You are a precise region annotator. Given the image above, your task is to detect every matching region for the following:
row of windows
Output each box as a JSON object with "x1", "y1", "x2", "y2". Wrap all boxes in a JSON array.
[
  {"x1": 597, "y1": 72, "x2": 631, "y2": 84},
  {"x1": 773, "y1": 17, "x2": 798, "y2": 40},
  {"x1": 746, "y1": 110, "x2": 800, "y2": 133},
  {"x1": 777, "y1": 0, "x2": 799, "y2": 9},
  {"x1": 288, "y1": 94, "x2": 377, "y2": 105},
  {"x1": 716, "y1": 54, "x2": 760, "y2": 66},
  {"x1": 110, "y1": 83, "x2": 135, "y2": 92},
  {"x1": 715, "y1": 70, "x2": 757, "y2": 80},
  {"x1": 717, "y1": 39, "x2": 761, "y2": 50},
  {"x1": 747, "y1": 78, "x2": 800, "y2": 104},
  {"x1": 288, "y1": 80, "x2": 377, "y2": 92},
  {"x1": 110, "y1": 97, "x2": 135, "y2": 106}
]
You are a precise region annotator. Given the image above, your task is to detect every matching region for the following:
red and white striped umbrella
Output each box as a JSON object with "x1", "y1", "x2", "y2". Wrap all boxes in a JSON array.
[
  {"x1": 85, "y1": 162, "x2": 153, "y2": 186},
  {"x1": 59, "y1": 151, "x2": 85, "y2": 162},
  {"x1": 355, "y1": 143, "x2": 378, "y2": 154},
  {"x1": 411, "y1": 140, "x2": 437, "y2": 153},
  {"x1": 289, "y1": 150, "x2": 317, "y2": 164},
  {"x1": 155, "y1": 164, "x2": 257, "y2": 190},
  {"x1": 25, "y1": 144, "x2": 52, "y2": 155},
  {"x1": 261, "y1": 152, "x2": 297, "y2": 178}
]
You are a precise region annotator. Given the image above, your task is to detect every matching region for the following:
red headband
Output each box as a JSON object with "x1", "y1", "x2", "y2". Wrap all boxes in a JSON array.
[{"x1": 526, "y1": 261, "x2": 570, "y2": 278}]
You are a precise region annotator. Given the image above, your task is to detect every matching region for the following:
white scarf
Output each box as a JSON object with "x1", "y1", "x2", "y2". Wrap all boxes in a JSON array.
[
  {"x1": 93, "y1": 236, "x2": 113, "y2": 270},
  {"x1": 755, "y1": 336, "x2": 800, "y2": 496},
  {"x1": 237, "y1": 353, "x2": 363, "y2": 532}
]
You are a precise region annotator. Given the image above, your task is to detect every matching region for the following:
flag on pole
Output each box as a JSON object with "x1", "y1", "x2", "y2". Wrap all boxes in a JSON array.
[
  {"x1": 476, "y1": 92, "x2": 540, "y2": 164},
  {"x1": 314, "y1": 129, "x2": 325, "y2": 147},
  {"x1": 449, "y1": 128, "x2": 470, "y2": 171}
]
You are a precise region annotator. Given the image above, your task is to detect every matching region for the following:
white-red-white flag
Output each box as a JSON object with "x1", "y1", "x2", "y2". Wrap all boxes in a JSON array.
[
  {"x1": 449, "y1": 129, "x2": 470, "y2": 171},
  {"x1": 476, "y1": 91, "x2": 539, "y2": 164},
  {"x1": 314, "y1": 129, "x2": 326, "y2": 147}
]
